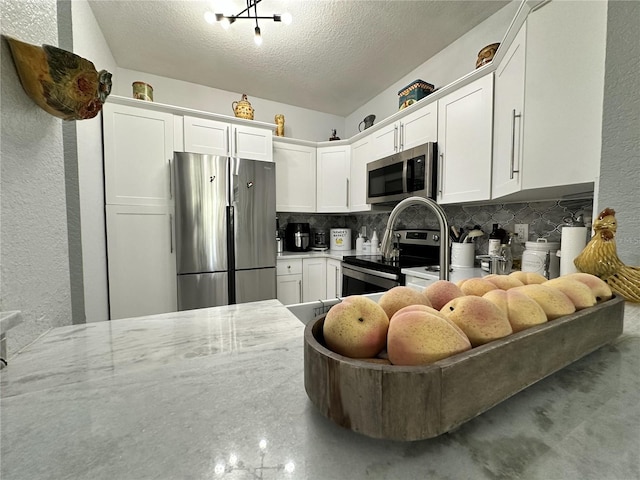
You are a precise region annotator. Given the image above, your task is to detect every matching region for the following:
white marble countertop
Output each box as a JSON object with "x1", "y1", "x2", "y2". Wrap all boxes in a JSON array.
[
  {"x1": 277, "y1": 249, "x2": 357, "y2": 261},
  {"x1": 2, "y1": 299, "x2": 639, "y2": 480},
  {"x1": 402, "y1": 266, "x2": 486, "y2": 283}
]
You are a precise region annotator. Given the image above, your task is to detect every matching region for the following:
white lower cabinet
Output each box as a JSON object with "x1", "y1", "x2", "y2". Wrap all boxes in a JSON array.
[
  {"x1": 405, "y1": 274, "x2": 437, "y2": 292},
  {"x1": 277, "y1": 257, "x2": 343, "y2": 304},
  {"x1": 302, "y1": 258, "x2": 327, "y2": 302},
  {"x1": 276, "y1": 259, "x2": 303, "y2": 305},
  {"x1": 106, "y1": 204, "x2": 177, "y2": 320},
  {"x1": 326, "y1": 258, "x2": 343, "y2": 298}
]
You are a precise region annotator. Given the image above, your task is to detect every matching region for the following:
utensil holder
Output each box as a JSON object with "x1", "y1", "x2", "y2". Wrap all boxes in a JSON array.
[{"x1": 451, "y1": 243, "x2": 475, "y2": 267}]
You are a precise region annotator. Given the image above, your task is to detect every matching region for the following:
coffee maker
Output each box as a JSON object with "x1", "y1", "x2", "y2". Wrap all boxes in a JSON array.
[
  {"x1": 285, "y1": 223, "x2": 310, "y2": 252},
  {"x1": 311, "y1": 228, "x2": 328, "y2": 251}
]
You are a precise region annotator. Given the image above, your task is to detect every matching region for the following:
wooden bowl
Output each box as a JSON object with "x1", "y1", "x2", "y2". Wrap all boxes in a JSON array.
[
  {"x1": 476, "y1": 42, "x2": 501, "y2": 69},
  {"x1": 303, "y1": 297, "x2": 625, "y2": 441}
]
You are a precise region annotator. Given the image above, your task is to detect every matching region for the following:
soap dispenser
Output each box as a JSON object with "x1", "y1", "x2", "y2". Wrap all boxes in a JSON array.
[{"x1": 371, "y1": 230, "x2": 379, "y2": 254}]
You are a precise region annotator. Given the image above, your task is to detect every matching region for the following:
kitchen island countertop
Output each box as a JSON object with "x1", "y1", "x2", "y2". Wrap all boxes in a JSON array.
[{"x1": 1, "y1": 299, "x2": 639, "y2": 480}]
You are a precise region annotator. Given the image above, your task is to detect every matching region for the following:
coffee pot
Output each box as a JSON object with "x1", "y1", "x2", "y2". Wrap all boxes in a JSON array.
[
  {"x1": 232, "y1": 93, "x2": 254, "y2": 120},
  {"x1": 358, "y1": 114, "x2": 376, "y2": 132}
]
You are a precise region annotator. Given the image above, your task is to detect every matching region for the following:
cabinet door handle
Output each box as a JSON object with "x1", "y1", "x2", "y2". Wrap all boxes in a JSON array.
[
  {"x1": 335, "y1": 267, "x2": 339, "y2": 297},
  {"x1": 169, "y1": 214, "x2": 174, "y2": 253},
  {"x1": 226, "y1": 126, "x2": 231, "y2": 156},
  {"x1": 346, "y1": 178, "x2": 350, "y2": 208},
  {"x1": 438, "y1": 152, "x2": 444, "y2": 197},
  {"x1": 298, "y1": 279, "x2": 302, "y2": 302},
  {"x1": 510, "y1": 109, "x2": 522, "y2": 179},
  {"x1": 168, "y1": 159, "x2": 173, "y2": 199},
  {"x1": 393, "y1": 125, "x2": 398, "y2": 152},
  {"x1": 234, "y1": 128, "x2": 238, "y2": 157},
  {"x1": 399, "y1": 123, "x2": 404, "y2": 151}
]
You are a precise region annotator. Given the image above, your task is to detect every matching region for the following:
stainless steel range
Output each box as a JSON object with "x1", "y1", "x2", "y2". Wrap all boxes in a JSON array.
[{"x1": 341, "y1": 229, "x2": 441, "y2": 295}]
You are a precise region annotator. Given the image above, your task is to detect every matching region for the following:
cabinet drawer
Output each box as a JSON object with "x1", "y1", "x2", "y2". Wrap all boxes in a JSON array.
[{"x1": 277, "y1": 259, "x2": 303, "y2": 276}]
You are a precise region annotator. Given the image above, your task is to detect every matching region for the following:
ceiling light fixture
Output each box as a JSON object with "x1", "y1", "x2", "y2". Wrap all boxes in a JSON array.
[{"x1": 205, "y1": 0, "x2": 292, "y2": 46}]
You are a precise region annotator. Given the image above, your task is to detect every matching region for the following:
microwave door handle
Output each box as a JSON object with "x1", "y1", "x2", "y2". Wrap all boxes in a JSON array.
[{"x1": 402, "y1": 159, "x2": 408, "y2": 195}]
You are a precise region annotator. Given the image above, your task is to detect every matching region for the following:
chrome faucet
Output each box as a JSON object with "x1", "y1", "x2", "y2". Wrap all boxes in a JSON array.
[{"x1": 380, "y1": 196, "x2": 451, "y2": 281}]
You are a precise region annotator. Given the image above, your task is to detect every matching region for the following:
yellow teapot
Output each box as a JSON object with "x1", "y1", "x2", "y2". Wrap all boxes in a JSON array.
[{"x1": 232, "y1": 93, "x2": 254, "y2": 120}]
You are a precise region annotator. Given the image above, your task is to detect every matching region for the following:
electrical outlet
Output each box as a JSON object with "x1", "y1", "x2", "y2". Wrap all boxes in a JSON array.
[{"x1": 515, "y1": 224, "x2": 529, "y2": 242}]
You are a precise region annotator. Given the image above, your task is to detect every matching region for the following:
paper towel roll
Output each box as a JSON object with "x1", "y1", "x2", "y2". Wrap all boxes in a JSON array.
[{"x1": 560, "y1": 226, "x2": 589, "y2": 276}]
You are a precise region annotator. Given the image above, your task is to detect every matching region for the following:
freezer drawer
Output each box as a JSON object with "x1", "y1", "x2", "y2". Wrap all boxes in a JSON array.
[
  {"x1": 235, "y1": 267, "x2": 276, "y2": 304},
  {"x1": 177, "y1": 272, "x2": 228, "y2": 310}
]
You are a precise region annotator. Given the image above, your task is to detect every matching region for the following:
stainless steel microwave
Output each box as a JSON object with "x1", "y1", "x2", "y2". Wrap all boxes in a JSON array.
[{"x1": 366, "y1": 142, "x2": 438, "y2": 204}]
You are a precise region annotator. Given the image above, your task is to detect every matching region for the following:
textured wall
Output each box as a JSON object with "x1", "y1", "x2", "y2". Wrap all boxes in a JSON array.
[
  {"x1": 598, "y1": 0, "x2": 640, "y2": 266},
  {"x1": 72, "y1": 0, "x2": 118, "y2": 322},
  {"x1": 1, "y1": 0, "x2": 72, "y2": 356}
]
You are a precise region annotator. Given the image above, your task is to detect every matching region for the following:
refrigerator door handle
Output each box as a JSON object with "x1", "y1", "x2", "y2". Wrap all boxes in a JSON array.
[
  {"x1": 169, "y1": 213, "x2": 173, "y2": 253},
  {"x1": 168, "y1": 158, "x2": 173, "y2": 199}
]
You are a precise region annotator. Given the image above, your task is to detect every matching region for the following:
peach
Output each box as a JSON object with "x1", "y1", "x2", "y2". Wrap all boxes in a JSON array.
[
  {"x1": 423, "y1": 280, "x2": 464, "y2": 310},
  {"x1": 378, "y1": 286, "x2": 432, "y2": 320},
  {"x1": 482, "y1": 289, "x2": 509, "y2": 314},
  {"x1": 440, "y1": 296, "x2": 513, "y2": 346},
  {"x1": 563, "y1": 272, "x2": 613, "y2": 302},
  {"x1": 392, "y1": 304, "x2": 467, "y2": 338},
  {"x1": 387, "y1": 309, "x2": 471, "y2": 366},
  {"x1": 544, "y1": 278, "x2": 597, "y2": 310},
  {"x1": 511, "y1": 284, "x2": 576, "y2": 320},
  {"x1": 484, "y1": 274, "x2": 525, "y2": 290},
  {"x1": 484, "y1": 289, "x2": 548, "y2": 333},
  {"x1": 459, "y1": 277, "x2": 499, "y2": 296},
  {"x1": 509, "y1": 271, "x2": 547, "y2": 285},
  {"x1": 323, "y1": 295, "x2": 389, "y2": 358}
]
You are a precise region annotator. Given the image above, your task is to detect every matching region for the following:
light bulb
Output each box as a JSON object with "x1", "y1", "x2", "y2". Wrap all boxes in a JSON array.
[
  {"x1": 204, "y1": 11, "x2": 216, "y2": 24},
  {"x1": 281, "y1": 12, "x2": 292, "y2": 25},
  {"x1": 221, "y1": 17, "x2": 231, "y2": 30},
  {"x1": 254, "y1": 26, "x2": 263, "y2": 46}
]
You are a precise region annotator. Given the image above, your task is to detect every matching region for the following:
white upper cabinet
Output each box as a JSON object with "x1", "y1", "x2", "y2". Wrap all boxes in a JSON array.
[
  {"x1": 103, "y1": 103, "x2": 175, "y2": 206},
  {"x1": 273, "y1": 140, "x2": 317, "y2": 212},
  {"x1": 349, "y1": 137, "x2": 372, "y2": 212},
  {"x1": 183, "y1": 116, "x2": 229, "y2": 156},
  {"x1": 492, "y1": 23, "x2": 526, "y2": 198},
  {"x1": 519, "y1": 0, "x2": 605, "y2": 192},
  {"x1": 370, "y1": 102, "x2": 438, "y2": 161},
  {"x1": 183, "y1": 115, "x2": 273, "y2": 162},
  {"x1": 492, "y1": 1, "x2": 606, "y2": 200},
  {"x1": 437, "y1": 74, "x2": 494, "y2": 204},
  {"x1": 317, "y1": 145, "x2": 351, "y2": 213},
  {"x1": 400, "y1": 102, "x2": 438, "y2": 151}
]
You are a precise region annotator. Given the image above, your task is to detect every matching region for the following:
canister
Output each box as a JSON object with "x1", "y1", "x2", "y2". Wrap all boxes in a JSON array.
[
  {"x1": 330, "y1": 228, "x2": 351, "y2": 251},
  {"x1": 132, "y1": 81, "x2": 153, "y2": 101},
  {"x1": 521, "y1": 238, "x2": 560, "y2": 279}
]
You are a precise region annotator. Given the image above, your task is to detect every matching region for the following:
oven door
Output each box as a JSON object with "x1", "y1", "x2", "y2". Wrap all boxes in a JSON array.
[{"x1": 341, "y1": 263, "x2": 401, "y2": 296}]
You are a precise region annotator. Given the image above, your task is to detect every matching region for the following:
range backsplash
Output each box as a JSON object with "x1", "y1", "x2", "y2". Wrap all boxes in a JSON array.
[{"x1": 278, "y1": 198, "x2": 593, "y2": 256}]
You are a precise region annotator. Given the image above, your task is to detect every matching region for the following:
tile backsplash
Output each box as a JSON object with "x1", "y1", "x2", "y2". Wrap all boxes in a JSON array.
[{"x1": 278, "y1": 198, "x2": 593, "y2": 256}]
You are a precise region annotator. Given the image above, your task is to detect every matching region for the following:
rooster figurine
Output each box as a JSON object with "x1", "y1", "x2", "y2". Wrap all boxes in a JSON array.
[
  {"x1": 4, "y1": 36, "x2": 112, "y2": 120},
  {"x1": 574, "y1": 208, "x2": 640, "y2": 302}
]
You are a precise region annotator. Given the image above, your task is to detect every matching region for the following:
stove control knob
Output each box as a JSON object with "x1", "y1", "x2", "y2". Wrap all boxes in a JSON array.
[{"x1": 433, "y1": 234, "x2": 440, "y2": 242}]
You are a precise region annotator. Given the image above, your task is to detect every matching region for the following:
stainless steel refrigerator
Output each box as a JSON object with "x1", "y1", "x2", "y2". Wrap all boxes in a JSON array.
[{"x1": 174, "y1": 152, "x2": 276, "y2": 310}]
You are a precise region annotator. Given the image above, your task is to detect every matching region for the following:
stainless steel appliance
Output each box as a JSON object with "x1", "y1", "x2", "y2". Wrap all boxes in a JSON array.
[
  {"x1": 342, "y1": 229, "x2": 441, "y2": 295},
  {"x1": 311, "y1": 228, "x2": 328, "y2": 251},
  {"x1": 174, "y1": 152, "x2": 276, "y2": 310},
  {"x1": 366, "y1": 142, "x2": 438, "y2": 205},
  {"x1": 285, "y1": 223, "x2": 310, "y2": 252}
]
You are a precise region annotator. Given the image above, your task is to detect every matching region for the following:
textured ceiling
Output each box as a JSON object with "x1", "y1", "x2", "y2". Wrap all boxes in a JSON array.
[{"x1": 88, "y1": 0, "x2": 510, "y2": 116}]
